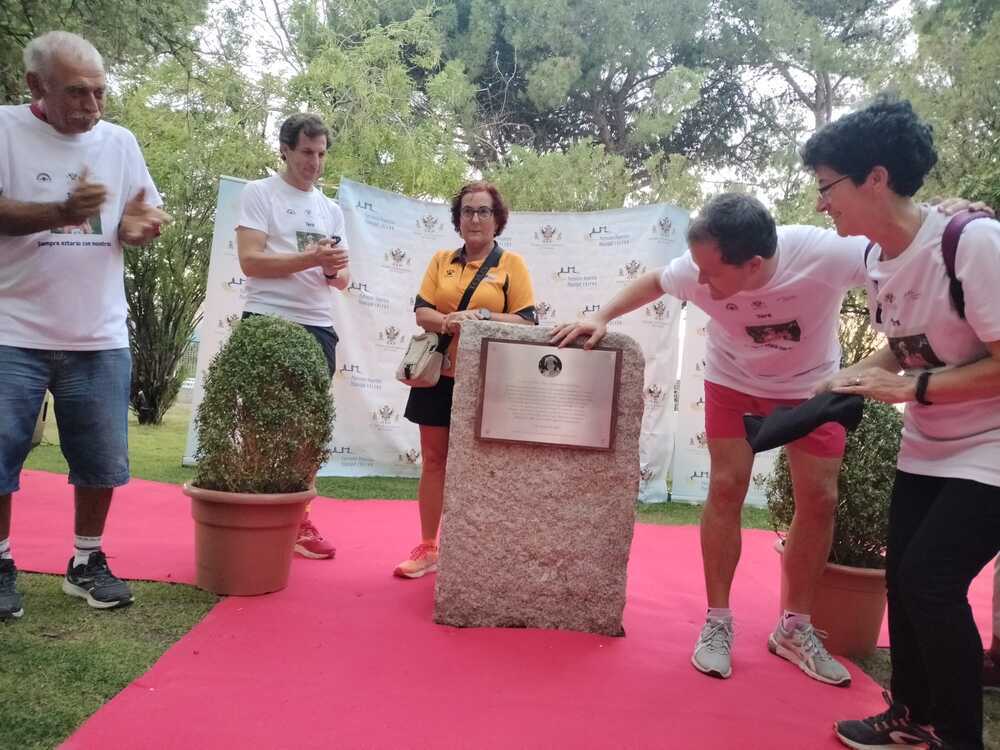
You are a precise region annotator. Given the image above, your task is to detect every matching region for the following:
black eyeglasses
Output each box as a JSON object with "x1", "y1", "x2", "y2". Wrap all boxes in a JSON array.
[
  {"x1": 460, "y1": 206, "x2": 494, "y2": 219},
  {"x1": 817, "y1": 174, "x2": 853, "y2": 198}
]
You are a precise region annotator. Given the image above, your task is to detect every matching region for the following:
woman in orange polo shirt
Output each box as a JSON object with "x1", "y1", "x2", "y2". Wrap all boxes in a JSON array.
[{"x1": 394, "y1": 181, "x2": 537, "y2": 579}]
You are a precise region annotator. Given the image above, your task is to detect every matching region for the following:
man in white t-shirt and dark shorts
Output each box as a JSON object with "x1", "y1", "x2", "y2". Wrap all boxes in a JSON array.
[
  {"x1": 0, "y1": 32, "x2": 170, "y2": 620},
  {"x1": 551, "y1": 193, "x2": 868, "y2": 687},
  {"x1": 235, "y1": 113, "x2": 350, "y2": 560}
]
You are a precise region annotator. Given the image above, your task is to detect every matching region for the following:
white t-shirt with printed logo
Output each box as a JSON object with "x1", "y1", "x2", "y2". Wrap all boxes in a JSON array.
[
  {"x1": 0, "y1": 104, "x2": 161, "y2": 350},
  {"x1": 866, "y1": 208, "x2": 1000, "y2": 487},
  {"x1": 237, "y1": 175, "x2": 345, "y2": 327},
  {"x1": 659, "y1": 225, "x2": 869, "y2": 399}
]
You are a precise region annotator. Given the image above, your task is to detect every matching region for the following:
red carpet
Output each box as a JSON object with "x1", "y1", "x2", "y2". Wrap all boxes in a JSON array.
[{"x1": 8, "y1": 470, "x2": 993, "y2": 749}]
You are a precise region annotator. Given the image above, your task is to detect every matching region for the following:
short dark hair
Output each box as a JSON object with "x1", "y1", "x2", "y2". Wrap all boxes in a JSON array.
[
  {"x1": 278, "y1": 113, "x2": 330, "y2": 154},
  {"x1": 450, "y1": 181, "x2": 509, "y2": 236},
  {"x1": 686, "y1": 193, "x2": 777, "y2": 265},
  {"x1": 801, "y1": 96, "x2": 937, "y2": 197}
]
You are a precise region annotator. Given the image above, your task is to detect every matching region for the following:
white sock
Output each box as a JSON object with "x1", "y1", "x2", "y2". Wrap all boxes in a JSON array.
[
  {"x1": 0, "y1": 538, "x2": 10, "y2": 560},
  {"x1": 707, "y1": 607, "x2": 733, "y2": 622},
  {"x1": 73, "y1": 535, "x2": 102, "y2": 567},
  {"x1": 781, "y1": 610, "x2": 811, "y2": 632}
]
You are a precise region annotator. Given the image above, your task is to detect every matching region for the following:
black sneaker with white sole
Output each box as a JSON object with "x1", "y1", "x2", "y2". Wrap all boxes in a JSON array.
[
  {"x1": 835, "y1": 691, "x2": 946, "y2": 749},
  {"x1": 62, "y1": 551, "x2": 134, "y2": 609},
  {"x1": 0, "y1": 558, "x2": 24, "y2": 620}
]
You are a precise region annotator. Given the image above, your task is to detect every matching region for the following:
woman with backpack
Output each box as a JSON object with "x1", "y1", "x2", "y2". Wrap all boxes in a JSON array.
[{"x1": 803, "y1": 96, "x2": 1000, "y2": 750}]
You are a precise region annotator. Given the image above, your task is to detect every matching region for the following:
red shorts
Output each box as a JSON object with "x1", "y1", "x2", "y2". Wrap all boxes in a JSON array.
[{"x1": 703, "y1": 381, "x2": 847, "y2": 459}]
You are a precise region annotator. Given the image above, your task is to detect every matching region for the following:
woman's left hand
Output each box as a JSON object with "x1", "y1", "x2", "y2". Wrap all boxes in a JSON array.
[
  {"x1": 442, "y1": 310, "x2": 479, "y2": 334},
  {"x1": 831, "y1": 367, "x2": 917, "y2": 404}
]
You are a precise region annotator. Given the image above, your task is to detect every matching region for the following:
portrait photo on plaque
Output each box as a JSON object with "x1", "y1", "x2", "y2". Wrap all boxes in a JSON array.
[
  {"x1": 476, "y1": 339, "x2": 622, "y2": 450},
  {"x1": 538, "y1": 354, "x2": 562, "y2": 377}
]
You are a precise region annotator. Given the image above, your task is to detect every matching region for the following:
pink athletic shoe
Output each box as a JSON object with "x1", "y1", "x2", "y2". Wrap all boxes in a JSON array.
[
  {"x1": 294, "y1": 517, "x2": 336, "y2": 559},
  {"x1": 393, "y1": 543, "x2": 439, "y2": 578}
]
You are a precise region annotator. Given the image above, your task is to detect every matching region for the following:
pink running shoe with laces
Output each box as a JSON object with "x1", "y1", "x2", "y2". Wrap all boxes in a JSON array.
[
  {"x1": 294, "y1": 516, "x2": 336, "y2": 559},
  {"x1": 393, "y1": 543, "x2": 439, "y2": 578}
]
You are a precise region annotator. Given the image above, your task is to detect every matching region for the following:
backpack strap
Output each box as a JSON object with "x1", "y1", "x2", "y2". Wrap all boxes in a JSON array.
[
  {"x1": 942, "y1": 210, "x2": 993, "y2": 320},
  {"x1": 863, "y1": 241, "x2": 882, "y2": 324}
]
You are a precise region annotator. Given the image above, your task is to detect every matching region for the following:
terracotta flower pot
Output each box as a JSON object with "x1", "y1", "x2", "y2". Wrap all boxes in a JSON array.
[
  {"x1": 183, "y1": 483, "x2": 313, "y2": 596},
  {"x1": 774, "y1": 538, "x2": 886, "y2": 658}
]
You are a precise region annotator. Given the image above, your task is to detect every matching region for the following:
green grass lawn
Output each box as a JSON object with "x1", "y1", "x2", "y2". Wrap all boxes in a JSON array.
[
  {"x1": 11, "y1": 403, "x2": 998, "y2": 749},
  {"x1": 24, "y1": 403, "x2": 422, "y2": 500},
  {"x1": 1, "y1": 576, "x2": 217, "y2": 750}
]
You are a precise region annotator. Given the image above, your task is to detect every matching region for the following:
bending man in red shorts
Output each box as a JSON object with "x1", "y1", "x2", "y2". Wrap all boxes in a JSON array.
[{"x1": 551, "y1": 192, "x2": 866, "y2": 686}]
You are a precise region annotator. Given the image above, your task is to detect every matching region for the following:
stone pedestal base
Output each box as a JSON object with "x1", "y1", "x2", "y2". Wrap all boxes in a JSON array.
[{"x1": 433, "y1": 322, "x2": 644, "y2": 636}]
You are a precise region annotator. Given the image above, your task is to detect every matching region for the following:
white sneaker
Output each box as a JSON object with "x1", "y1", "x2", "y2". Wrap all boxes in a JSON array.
[
  {"x1": 691, "y1": 618, "x2": 734, "y2": 679},
  {"x1": 768, "y1": 622, "x2": 851, "y2": 686}
]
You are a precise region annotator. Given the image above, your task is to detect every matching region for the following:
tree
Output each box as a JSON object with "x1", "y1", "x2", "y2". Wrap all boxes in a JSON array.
[
  {"x1": 716, "y1": 0, "x2": 900, "y2": 131},
  {"x1": 0, "y1": 0, "x2": 207, "y2": 103},
  {"x1": 484, "y1": 141, "x2": 632, "y2": 211},
  {"x1": 113, "y1": 60, "x2": 274, "y2": 424},
  {"x1": 886, "y1": 2, "x2": 1000, "y2": 207},
  {"x1": 279, "y1": 8, "x2": 471, "y2": 198},
  {"x1": 432, "y1": 0, "x2": 712, "y2": 177}
]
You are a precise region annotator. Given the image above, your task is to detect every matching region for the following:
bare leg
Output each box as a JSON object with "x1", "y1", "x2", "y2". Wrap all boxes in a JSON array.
[
  {"x1": 764, "y1": 447, "x2": 851, "y2": 685},
  {"x1": 417, "y1": 425, "x2": 449, "y2": 542},
  {"x1": 74, "y1": 486, "x2": 113, "y2": 537},
  {"x1": 781, "y1": 446, "x2": 841, "y2": 614},
  {"x1": 701, "y1": 438, "x2": 754, "y2": 608}
]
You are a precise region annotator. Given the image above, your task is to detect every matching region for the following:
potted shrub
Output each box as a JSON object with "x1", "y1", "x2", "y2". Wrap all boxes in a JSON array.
[
  {"x1": 183, "y1": 315, "x2": 333, "y2": 595},
  {"x1": 766, "y1": 398, "x2": 902, "y2": 657}
]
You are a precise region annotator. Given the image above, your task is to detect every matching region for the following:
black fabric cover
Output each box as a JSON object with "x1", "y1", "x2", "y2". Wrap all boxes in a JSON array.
[{"x1": 742, "y1": 392, "x2": 864, "y2": 454}]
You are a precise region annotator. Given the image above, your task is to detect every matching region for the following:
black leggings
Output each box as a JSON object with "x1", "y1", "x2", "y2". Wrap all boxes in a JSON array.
[{"x1": 886, "y1": 470, "x2": 1000, "y2": 749}]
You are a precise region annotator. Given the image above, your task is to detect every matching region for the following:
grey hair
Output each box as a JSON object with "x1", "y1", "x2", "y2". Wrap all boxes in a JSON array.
[{"x1": 23, "y1": 31, "x2": 104, "y2": 81}]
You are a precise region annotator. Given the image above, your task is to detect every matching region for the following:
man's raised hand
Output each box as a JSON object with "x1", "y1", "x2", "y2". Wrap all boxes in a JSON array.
[
  {"x1": 119, "y1": 188, "x2": 172, "y2": 245},
  {"x1": 59, "y1": 166, "x2": 107, "y2": 225}
]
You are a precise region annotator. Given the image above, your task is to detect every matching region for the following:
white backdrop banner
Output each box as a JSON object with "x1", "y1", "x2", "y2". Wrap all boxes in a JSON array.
[
  {"x1": 183, "y1": 177, "x2": 732, "y2": 502},
  {"x1": 668, "y1": 305, "x2": 779, "y2": 508}
]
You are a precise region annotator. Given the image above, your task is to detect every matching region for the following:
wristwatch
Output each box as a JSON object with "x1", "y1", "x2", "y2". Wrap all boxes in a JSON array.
[
  {"x1": 475, "y1": 308, "x2": 491, "y2": 320},
  {"x1": 915, "y1": 370, "x2": 933, "y2": 406}
]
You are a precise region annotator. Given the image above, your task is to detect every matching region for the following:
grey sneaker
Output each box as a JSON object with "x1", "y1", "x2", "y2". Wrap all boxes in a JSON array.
[
  {"x1": 0, "y1": 558, "x2": 24, "y2": 620},
  {"x1": 692, "y1": 618, "x2": 734, "y2": 679},
  {"x1": 62, "y1": 551, "x2": 134, "y2": 609},
  {"x1": 768, "y1": 622, "x2": 851, "y2": 686}
]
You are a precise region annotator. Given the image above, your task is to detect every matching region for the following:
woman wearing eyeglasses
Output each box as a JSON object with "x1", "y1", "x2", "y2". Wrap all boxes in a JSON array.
[
  {"x1": 395, "y1": 181, "x2": 537, "y2": 579},
  {"x1": 803, "y1": 97, "x2": 1000, "y2": 750}
]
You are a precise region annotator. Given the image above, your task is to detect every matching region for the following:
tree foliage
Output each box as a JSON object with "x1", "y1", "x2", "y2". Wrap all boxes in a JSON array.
[
  {"x1": 438, "y1": 0, "x2": 711, "y2": 175},
  {"x1": 278, "y1": 7, "x2": 470, "y2": 198},
  {"x1": 115, "y1": 59, "x2": 274, "y2": 424},
  {"x1": 0, "y1": 0, "x2": 207, "y2": 103},
  {"x1": 890, "y1": 2, "x2": 1000, "y2": 208},
  {"x1": 4, "y1": 0, "x2": 997, "y2": 434},
  {"x1": 484, "y1": 142, "x2": 632, "y2": 212}
]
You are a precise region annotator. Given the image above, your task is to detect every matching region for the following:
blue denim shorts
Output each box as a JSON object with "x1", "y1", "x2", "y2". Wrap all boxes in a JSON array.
[{"x1": 0, "y1": 346, "x2": 131, "y2": 494}]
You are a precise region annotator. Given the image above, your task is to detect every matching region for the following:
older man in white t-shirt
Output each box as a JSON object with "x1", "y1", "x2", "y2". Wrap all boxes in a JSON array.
[
  {"x1": 0, "y1": 32, "x2": 170, "y2": 620},
  {"x1": 235, "y1": 113, "x2": 350, "y2": 560},
  {"x1": 552, "y1": 193, "x2": 867, "y2": 687}
]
